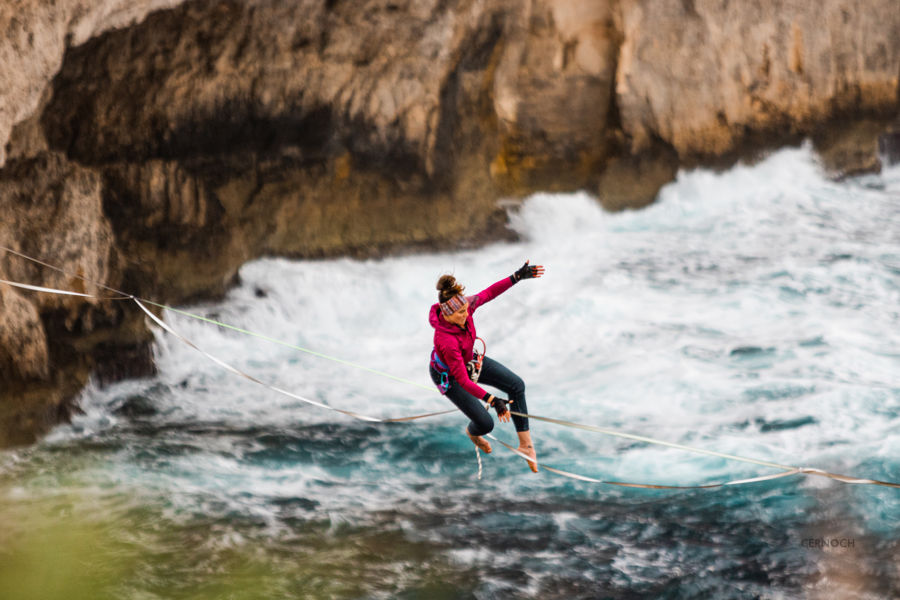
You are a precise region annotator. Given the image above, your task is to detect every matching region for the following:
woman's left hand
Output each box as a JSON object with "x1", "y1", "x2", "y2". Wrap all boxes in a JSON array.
[{"x1": 513, "y1": 260, "x2": 545, "y2": 282}]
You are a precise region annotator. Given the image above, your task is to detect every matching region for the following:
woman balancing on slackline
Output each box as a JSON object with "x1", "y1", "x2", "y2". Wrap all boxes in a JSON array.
[{"x1": 429, "y1": 261, "x2": 545, "y2": 472}]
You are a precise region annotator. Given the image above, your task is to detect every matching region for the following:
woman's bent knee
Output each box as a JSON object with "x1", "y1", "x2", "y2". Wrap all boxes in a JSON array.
[
  {"x1": 469, "y1": 416, "x2": 494, "y2": 437},
  {"x1": 508, "y1": 376, "x2": 525, "y2": 398}
]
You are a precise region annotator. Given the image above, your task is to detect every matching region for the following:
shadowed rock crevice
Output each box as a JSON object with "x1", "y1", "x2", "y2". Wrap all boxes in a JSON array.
[{"x1": 43, "y1": 1, "x2": 342, "y2": 165}]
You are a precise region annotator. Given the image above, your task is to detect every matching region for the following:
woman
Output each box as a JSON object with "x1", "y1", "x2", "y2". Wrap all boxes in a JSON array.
[{"x1": 428, "y1": 261, "x2": 545, "y2": 472}]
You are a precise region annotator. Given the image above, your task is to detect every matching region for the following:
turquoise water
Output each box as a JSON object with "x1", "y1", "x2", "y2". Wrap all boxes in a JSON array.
[{"x1": 2, "y1": 145, "x2": 899, "y2": 598}]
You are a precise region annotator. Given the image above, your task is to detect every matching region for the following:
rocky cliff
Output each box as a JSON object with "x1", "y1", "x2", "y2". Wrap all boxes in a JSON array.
[{"x1": 1, "y1": 0, "x2": 898, "y2": 445}]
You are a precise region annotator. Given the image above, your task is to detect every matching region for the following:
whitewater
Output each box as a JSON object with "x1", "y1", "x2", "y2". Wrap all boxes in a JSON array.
[{"x1": 1, "y1": 144, "x2": 898, "y2": 598}]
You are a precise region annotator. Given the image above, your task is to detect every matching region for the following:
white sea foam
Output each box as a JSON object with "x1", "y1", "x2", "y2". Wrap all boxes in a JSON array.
[{"x1": 36, "y1": 145, "x2": 900, "y2": 533}]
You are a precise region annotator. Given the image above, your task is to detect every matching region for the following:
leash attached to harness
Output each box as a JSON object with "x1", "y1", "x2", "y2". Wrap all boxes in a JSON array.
[{"x1": 466, "y1": 337, "x2": 486, "y2": 383}]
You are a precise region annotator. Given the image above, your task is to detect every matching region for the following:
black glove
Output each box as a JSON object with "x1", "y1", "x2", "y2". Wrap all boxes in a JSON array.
[
  {"x1": 512, "y1": 260, "x2": 544, "y2": 282},
  {"x1": 483, "y1": 393, "x2": 510, "y2": 418}
]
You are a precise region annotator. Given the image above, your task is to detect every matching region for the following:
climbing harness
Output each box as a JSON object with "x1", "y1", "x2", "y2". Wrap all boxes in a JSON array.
[
  {"x1": 430, "y1": 336, "x2": 484, "y2": 395},
  {"x1": 430, "y1": 349, "x2": 451, "y2": 394},
  {"x1": 2, "y1": 244, "x2": 899, "y2": 491}
]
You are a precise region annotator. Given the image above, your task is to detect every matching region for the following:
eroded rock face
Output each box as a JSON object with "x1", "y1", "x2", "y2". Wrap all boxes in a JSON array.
[
  {"x1": 36, "y1": 0, "x2": 522, "y2": 297},
  {"x1": 879, "y1": 124, "x2": 900, "y2": 166},
  {"x1": 812, "y1": 118, "x2": 892, "y2": 178},
  {"x1": 0, "y1": 0, "x2": 898, "y2": 445},
  {"x1": 0, "y1": 285, "x2": 48, "y2": 381},
  {"x1": 4, "y1": 1, "x2": 899, "y2": 207},
  {"x1": 0, "y1": 153, "x2": 113, "y2": 310},
  {"x1": 491, "y1": 0, "x2": 619, "y2": 194},
  {"x1": 615, "y1": 0, "x2": 900, "y2": 162},
  {"x1": 0, "y1": 0, "x2": 185, "y2": 167},
  {"x1": 0, "y1": 152, "x2": 154, "y2": 446}
]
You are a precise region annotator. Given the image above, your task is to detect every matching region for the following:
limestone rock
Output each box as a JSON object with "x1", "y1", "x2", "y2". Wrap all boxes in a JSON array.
[
  {"x1": 615, "y1": 0, "x2": 900, "y2": 162},
  {"x1": 102, "y1": 157, "x2": 251, "y2": 300},
  {"x1": 492, "y1": 0, "x2": 619, "y2": 194},
  {"x1": 40, "y1": 0, "x2": 517, "y2": 298},
  {"x1": 0, "y1": 0, "x2": 186, "y2": 167},
  {"x1": 597, "y1": 147, "x2": 679, "y2": 212},
  {"x1": 878, "y1": 124, "x2": 900, "y2": 166},
  {"x1": 0, "y1": 284, "x2": 49, "y2": 380},
  {"x1": 812, "y1": 118, "x2": 890, "y2": 178},
  {"x1": 42, "y1": 0, "x2": 475, "y2": 171},
  {"x1": 0, "y1": 152, "x2": 114, "y2": 314},
  {"x1": 0, "y1": 151, "x2": 158, "y2": 445}
]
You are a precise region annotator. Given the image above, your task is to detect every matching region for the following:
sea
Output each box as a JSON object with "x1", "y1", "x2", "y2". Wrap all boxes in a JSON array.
[{"x1": 1, "y1": 144, "x2": 898, "y2": 599}]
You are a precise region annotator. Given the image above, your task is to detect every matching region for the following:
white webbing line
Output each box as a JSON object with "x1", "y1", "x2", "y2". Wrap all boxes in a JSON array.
[
  {"x1": 484, "y1": 434, "x2": 899, "y2": 489},
  {"x1": 145, "y1": 304, "x2": 436, "y2": 391},
  {"x1": 132, "y1": 298, "x2": 455, "y2": 424},
  {"x1": 2, "y1": 256, "x2": 899, "y2": 490},
  {"x1": 0, "y1": 275, "x2": 453, "y2": 423},
  {"x1": 486, "y1": 433, "x2": 803, "y2": 489},
  {"x1": 0, "y1": 278, "x2": 123, "y2": 299},
  {"x1": 505, "y1": 411, "x2": 790, "y2": 470}
]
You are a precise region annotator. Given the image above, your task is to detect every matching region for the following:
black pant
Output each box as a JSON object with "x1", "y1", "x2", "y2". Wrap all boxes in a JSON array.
[{"x1": 430, "y1": 356, "x2": 529, "y2": 436}]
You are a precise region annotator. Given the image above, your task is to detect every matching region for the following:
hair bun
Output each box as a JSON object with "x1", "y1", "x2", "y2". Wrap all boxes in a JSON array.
[
  {"x1": 437, "y1": 275, "x2": 456, "y2": 292},
  {"x1": 436, "y1": 274, "x2": 464, "y2": 302}
]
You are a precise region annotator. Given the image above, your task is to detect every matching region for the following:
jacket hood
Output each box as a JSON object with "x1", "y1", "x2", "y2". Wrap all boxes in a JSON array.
[{"x1": 429, "y1": 303, "x2": 459, "y2": 334}]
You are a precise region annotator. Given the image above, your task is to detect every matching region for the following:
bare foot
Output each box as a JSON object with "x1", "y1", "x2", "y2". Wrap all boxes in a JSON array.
[
  {"x1": 466, "y1": 429, "x2": 492, "y2": 453},
  {"x1": 517, "y1": 445, "x2": 538, "y2": 472}
]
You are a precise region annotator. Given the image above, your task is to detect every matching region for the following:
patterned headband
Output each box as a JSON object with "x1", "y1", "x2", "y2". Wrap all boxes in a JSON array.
[{"x1": 439, "y1": 294, "x2": 467, "y2": 316}]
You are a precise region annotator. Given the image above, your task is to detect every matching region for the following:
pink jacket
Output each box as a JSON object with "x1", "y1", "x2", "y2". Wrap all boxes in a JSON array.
[{"x1": 429, "y1": 276, "x2": 515, "y2": 398}]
